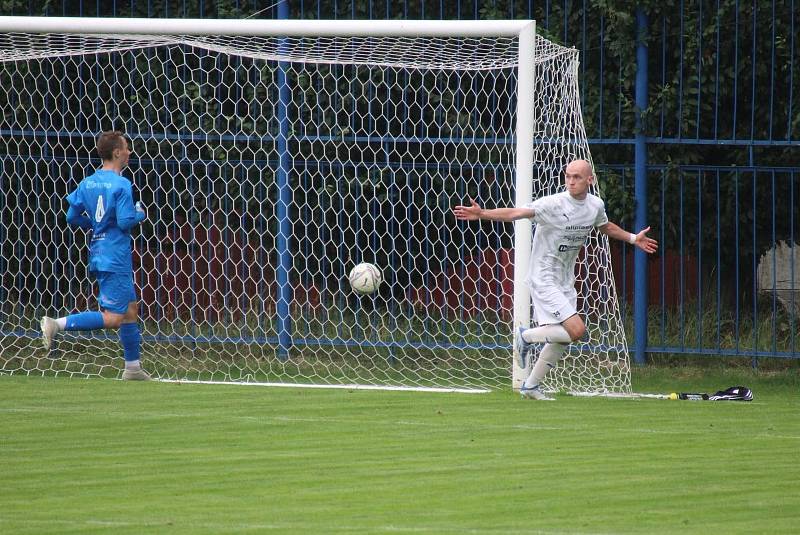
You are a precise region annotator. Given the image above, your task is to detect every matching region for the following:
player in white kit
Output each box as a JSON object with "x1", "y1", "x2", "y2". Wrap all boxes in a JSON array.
[{"x1": 454, "y1": 160, "x2": 658, "y2": 400}]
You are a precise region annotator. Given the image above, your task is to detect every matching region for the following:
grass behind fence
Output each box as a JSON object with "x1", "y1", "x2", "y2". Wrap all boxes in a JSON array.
[{"x1": 1, "y1": 366, "x2": 798, "y2": 534}]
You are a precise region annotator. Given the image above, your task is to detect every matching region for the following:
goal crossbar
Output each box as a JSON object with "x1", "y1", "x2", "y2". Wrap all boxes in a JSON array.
[{"x1": 0, "y1": 16, "x2": 532, "y2": 38}]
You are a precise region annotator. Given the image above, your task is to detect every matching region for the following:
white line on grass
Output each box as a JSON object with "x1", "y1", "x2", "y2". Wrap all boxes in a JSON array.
[{"x1": 155, "y1": 378, "x2": 491, "y2": 394}]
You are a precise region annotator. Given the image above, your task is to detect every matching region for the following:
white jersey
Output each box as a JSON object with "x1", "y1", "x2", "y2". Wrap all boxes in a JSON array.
[{"x1": 524, "y1": 191, "x2": 608, "y2": 291}]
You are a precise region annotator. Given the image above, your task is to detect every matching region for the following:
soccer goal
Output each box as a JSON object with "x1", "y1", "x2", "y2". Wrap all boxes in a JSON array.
[{"x1": 0, "y1": 17, "x2": 630, "y2": 394}]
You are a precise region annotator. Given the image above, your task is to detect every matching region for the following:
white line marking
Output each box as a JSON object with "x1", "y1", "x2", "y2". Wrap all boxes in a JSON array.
[{"x1": 155, "y1": 378, "x2": 490, "y2": 394}]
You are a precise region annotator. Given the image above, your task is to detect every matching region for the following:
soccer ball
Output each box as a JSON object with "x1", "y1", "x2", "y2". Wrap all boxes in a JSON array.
[{"x1": 348, "y1": 262, "x2": 383, "y2": 295}]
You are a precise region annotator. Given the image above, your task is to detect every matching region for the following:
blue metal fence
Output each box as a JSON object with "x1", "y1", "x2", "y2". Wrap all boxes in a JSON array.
[{"x1": 1, "y1": 0, "x2": 797, "y2": 361}]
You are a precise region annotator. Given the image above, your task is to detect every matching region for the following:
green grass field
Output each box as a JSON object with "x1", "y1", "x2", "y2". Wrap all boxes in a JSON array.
[{"x1": 1, "y1": 367, "x2": 798, "y2": 534}]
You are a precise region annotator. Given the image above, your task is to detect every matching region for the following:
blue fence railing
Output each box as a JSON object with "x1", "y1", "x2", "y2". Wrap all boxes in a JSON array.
[{"x1": 602, "y1": 164, "x2": 798, "y2": 361}]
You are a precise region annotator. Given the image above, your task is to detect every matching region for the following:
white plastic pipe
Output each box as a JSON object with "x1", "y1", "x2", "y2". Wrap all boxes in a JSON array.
[{"x1": 0, "y1": 17, "x2": 532, "y2": 38}]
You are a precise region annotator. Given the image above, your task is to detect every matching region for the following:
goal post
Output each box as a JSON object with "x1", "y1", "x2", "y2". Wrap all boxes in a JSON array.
[
  {"x1": 512, "y1": 23, "x2": 535, "y2": 389},
  {"x1": 0, "y1": 17, "x2": 630, "y2": 394}
]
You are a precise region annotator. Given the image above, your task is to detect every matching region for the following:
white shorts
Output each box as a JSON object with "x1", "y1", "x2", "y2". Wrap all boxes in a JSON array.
[{"x1": 527, "y1": 283, "x2": 577, "y2": 326}]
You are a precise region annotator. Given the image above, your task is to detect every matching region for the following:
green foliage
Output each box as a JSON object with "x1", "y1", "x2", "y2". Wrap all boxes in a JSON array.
[
  {"x1": 3, "y1": 0, "x2": 54, "y2": 14},
  {"x1": 3, "y1": 0, "x2": 799, "y2": 151}
]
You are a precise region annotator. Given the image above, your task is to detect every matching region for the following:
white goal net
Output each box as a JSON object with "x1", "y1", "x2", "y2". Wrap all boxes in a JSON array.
[{"x1": 0, "y1": 19, "x2": 630, "y2": 393}]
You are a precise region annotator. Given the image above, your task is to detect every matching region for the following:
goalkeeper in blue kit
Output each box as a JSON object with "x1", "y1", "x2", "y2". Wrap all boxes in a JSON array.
[{"x1": 40, "y1": 131, "x2": 150, "y2": 380}]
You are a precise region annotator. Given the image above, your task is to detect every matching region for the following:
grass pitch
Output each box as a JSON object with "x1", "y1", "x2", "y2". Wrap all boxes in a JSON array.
[{"x1": 1, "y1": 367, "x2": 798, "y2": 534}]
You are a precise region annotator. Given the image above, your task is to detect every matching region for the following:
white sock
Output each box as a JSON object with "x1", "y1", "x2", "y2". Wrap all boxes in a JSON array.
[
  {"x1": 56, "y1": 317, "x2": 67, "y2": 330},
  {"x1": 125, "y1": 360, "x2": 141, "y2": 370},
  {"x1": 524, "y1": 343, "x2": 567, "y2": 389},
  {"x1": 521, "y1": 324, "x2": 572, "y2": 344}
]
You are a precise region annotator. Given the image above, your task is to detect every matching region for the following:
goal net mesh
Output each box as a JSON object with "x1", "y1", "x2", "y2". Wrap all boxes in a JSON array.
[{"x1": 0, "y1": 30, "x2": 630, "y2": 393}]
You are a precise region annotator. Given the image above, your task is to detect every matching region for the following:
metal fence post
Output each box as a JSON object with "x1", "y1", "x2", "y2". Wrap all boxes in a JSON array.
[
  {"x1": 634, "y1": 7, "x2": 649, "y2": 365},
  {"x1": 275, "y1": 0, "x2": 293, "y2": 360}
]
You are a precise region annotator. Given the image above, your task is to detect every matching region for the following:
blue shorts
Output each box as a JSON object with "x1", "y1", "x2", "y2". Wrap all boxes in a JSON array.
[{"x1": 94, "y1": 271, "x2": 137, "y2": 314}]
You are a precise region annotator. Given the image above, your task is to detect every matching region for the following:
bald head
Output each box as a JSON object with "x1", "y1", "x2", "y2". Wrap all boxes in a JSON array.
[
  {"x1": 563, "y1": 159, "x2": 595, "y2": 199},
  {"x1": 565, "y1": 159, "x2": 593, "y2": 178}
]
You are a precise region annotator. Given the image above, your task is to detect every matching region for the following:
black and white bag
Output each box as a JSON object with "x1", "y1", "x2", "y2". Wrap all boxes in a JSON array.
[{"x1": 708, "y1": 386, "x2": 753, "y2": 401}]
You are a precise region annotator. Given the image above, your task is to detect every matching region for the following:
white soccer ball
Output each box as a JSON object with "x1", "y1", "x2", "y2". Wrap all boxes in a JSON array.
[{"x1": 348, "y1": 262, "x2": 383, "y2": 295}]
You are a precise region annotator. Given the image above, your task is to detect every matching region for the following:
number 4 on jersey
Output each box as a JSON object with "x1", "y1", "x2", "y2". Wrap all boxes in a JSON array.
[{"x1": 95, "y1": 195, "x2": 105, "y2": 222}]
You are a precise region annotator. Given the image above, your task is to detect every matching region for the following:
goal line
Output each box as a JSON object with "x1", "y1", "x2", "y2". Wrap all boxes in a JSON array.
[{"x1": 155, "y1": 379, "x2": 491, "y2": 394}]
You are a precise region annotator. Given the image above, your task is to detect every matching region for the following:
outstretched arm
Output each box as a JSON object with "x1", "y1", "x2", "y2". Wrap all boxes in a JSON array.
[
  {"x1": 598, "y1": 222, "x2": 658, "y2": 254},
  {"x1": 453, "y1": 199, "x2": 535, "y2": 223}
]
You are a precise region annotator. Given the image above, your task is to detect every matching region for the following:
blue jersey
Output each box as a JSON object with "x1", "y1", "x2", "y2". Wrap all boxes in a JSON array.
[{"x1": 65, "y1": 169, "x2": 144, "y2": 274}]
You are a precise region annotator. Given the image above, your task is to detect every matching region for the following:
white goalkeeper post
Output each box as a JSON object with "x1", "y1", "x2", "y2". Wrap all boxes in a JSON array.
[
  {"x1": 512, "y1": 22, "x2": 535, "y2": 389},
  {"x1": 0, "y1": 17, "x2": 631, "y2": 395}
]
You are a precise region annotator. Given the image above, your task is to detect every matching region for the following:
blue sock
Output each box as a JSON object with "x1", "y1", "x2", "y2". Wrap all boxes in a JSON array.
[
  {"x1": 119, "y1": 323, "x2": 142, "y2": 363},
  {"x1": 65, "y1": 311, "x2": 105, "y2": 331}
]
